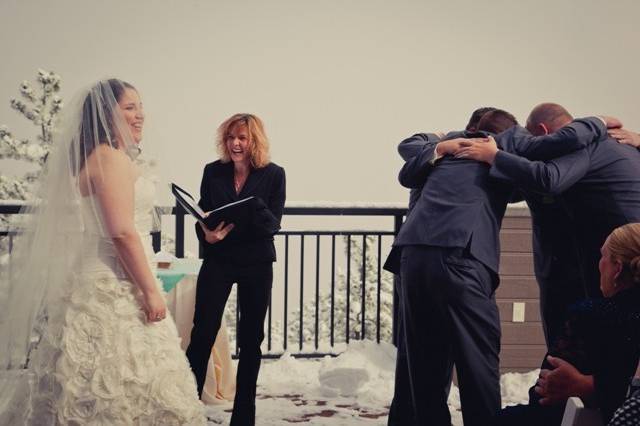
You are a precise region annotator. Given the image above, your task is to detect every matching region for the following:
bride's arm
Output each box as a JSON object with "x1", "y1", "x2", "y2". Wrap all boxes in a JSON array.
[{"x1": 90, "y1": 145, "x2": 166, "y2": 322}]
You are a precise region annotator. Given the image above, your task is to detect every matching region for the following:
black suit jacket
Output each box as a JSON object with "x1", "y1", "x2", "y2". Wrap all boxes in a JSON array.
[
  {"x1": 492, "y1": 135, "x2": 640, "y2": 297},
  {"x1": 394, "y1": 117, "x2": 607, "y2": 275},
  {"x1": 383, "y1": 132, "x2": 445, "y2": 274},
  {"x1": 196, "y1": 160, "x2": 286, "y2": 267}
]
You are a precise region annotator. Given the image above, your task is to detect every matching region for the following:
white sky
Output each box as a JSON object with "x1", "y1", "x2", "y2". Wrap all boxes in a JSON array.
[{"x1": 1, "y1": 0, "x2": 639, "y2": 206}]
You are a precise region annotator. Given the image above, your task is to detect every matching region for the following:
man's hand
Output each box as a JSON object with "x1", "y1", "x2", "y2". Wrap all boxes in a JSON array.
[
  {"x1": 535, "y1": 356, "x2": 595, "y2": 406},
  {"x1": 199, "y1": 219, "x2": 235, "y2": 244},
  {"x1": 453, "y1": 136, "x2": 498, "y2": 164},
  {"x1": 608, "y1": 128, "x2": 640, "y2": 147},
  {"x1": 600, "y1": 115, "x2": 623, "y2": 129},
  {"x1": 436, "y1": 137, "x2": 488, "y2": 156}
]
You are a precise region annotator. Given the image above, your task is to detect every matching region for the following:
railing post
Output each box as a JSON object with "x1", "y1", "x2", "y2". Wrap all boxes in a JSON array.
[
  {"x1": 392, "y1": 213, "x2": 403, "y2": 347},
  {"x1": 175, "y1": 201, "x2": 185, "y2": 258},
  {"x1": 361, "y1": 234, "x2": 367, "y2": 340},
  {"x1": 151, "y1": 206, "x2": 162, "y2": 253},
  {"x1": 299, "y1": 235, "x2": 304, "y2": 351}
]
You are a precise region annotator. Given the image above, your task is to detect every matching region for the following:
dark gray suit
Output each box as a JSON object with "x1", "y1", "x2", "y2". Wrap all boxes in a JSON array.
[
  {"x1": 515, "y1": 190, "x2": 585, "y2": 348},
  {"x1": 492, "y1": 136, "x2": 640, "y2": 301},
  {"x1": 389, "y1": 118, "x2": 607, "y2": 426},
  {"x1": 384, "y1": 132, "x2": 445, "y2": 275}
]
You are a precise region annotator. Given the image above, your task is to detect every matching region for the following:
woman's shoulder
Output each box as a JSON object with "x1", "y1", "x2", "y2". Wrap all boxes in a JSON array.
[
  {"x1": 203, "y1": 160, "x2": 230, "y2": 174},
  {"x1": 88, "y1": 144, "x2": 133, "y2": 171},
  {"x1": 262, "y1": 161, "x2": 285, "y2": 175}
]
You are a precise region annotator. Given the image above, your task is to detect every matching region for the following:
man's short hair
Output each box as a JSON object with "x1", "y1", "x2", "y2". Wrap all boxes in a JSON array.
[
  {"x1": 476, "y1": 109, "x2": 518, "y2": 134},
  {"x1": 527, "y1": 103, "x2": 573, "y2": 133},
  {"x1": 466, "y1": 107, "x2": 498, "y2": 132}
]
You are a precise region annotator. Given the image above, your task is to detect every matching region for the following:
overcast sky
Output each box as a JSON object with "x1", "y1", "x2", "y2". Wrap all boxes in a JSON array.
[{"x1": 2, "y1": 0, "x2": 639, "y2": 206}]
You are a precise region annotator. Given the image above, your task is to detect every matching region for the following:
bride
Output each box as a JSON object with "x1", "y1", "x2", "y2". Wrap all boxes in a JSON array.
[{"x1": 0, "y1": 79, "x2": 205, "y2": 425}]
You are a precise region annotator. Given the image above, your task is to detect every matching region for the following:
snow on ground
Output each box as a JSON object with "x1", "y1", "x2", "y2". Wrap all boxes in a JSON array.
[{"x1": 204, "y1": 341, "x2": 538, "y2": 425}]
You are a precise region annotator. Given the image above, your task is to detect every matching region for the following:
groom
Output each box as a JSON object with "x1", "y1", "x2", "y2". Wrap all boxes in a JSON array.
[{"x1": 389, "y1": 110, "x2": 609, "y2": 426}]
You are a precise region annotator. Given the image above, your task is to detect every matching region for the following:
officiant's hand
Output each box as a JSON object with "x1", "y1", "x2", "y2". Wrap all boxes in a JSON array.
[{"x1": 200, "y1": 220, "x2": 235, "y2": 244}]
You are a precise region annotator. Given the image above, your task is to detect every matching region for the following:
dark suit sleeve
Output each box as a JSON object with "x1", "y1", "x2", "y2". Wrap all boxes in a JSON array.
[
  {"x1": 397, "y1": 133, "x2": 441, "y2": 161},
  {"x1": 267, "y1": 166, "x2": 286, "y2": 225},
  {"x1": 195, "y1": 165, "x2": 212, "y2": 245},
  {"x1": 398, "y1": 134, "x2": 441, "y2": 188},
  {"x1": 492, "y1": 148, "x2": 591, "y2": 195},
  {"x1": 250, "y1": 166, "x2": 286, "y2": 237},
  {"x1": 497, "y1": 117, "x2": 608, "y2": 160}
]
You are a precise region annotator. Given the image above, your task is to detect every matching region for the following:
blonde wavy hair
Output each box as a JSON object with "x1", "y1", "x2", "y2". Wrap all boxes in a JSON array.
[
  {"x1": 607, "y1": 223, "x2": 640, "y2": 287},
  {"x1": 216, "y1": 113, "x2": 270, "y2": 168}
]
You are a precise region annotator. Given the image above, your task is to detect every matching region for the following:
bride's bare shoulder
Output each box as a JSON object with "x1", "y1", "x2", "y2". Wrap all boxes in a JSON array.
[
  {"x1": 79, "y1": 146, "x2": 133, "y2": 195},
  {"x1": 90, "y1": 144, "x2": 131, "y2": 165}
]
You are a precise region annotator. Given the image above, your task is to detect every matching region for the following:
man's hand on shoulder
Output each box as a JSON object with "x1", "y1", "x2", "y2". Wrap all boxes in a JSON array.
[
  {"x1": 452, "y1": 136, "x2": 498, "y2": 165},
  {"x1": 608, "y1": 128, "x2": 640, "y2": 148},
  {"x1": 434, "y1": 137, "x2": 488, "y2": 162},
  {"x1": 598, "y1": 115, "x2": 623, "y2": 129}
]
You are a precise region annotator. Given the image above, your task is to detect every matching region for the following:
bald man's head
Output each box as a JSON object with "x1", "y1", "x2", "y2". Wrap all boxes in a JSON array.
[{"x1": 526, "y1": 103, "x2": 573, "y2": 135}]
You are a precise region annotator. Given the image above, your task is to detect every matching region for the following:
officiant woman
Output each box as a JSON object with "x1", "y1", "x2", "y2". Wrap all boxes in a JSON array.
[{"x1": 186, "y1": 113, "x2": 286, "y2": 426}]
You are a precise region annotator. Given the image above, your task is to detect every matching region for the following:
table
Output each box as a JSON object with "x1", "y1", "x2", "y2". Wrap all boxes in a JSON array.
[{"x1": 157, "y1": 258, "x2": 236, "y2": 405}]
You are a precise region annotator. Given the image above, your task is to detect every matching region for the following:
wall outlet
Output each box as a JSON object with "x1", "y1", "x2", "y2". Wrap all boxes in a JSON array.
[{"x1": 512, "y1": 302, "x2": 525, "y2": 323}]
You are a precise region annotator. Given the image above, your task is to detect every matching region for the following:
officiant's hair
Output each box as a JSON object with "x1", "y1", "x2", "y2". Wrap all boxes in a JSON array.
[
  {"x1": 217, "y1": 113, "x2": 271, "y2": 168},
  {"x1": 74, "y1": 79, "x2": 137, "y2": 175}
]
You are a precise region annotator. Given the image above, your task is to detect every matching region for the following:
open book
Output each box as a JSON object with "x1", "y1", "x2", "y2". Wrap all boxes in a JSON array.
[{"x1": 171, "y1": 183, "x2": 255, "y2": 230}]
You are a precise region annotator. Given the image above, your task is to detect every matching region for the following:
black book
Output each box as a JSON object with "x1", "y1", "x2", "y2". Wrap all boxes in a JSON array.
[{"x1": 171, "y1": 183, "x2": 255, "y2": 231}]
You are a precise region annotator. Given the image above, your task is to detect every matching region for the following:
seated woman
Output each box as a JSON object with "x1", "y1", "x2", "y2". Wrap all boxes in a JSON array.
[{"x1": 496, "y1": 223, "x2": 640, "y2": 425}]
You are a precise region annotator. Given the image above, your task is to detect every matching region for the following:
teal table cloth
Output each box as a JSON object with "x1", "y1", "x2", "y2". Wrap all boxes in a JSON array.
[{"x1": 156, "y1": 258, "x2": 202, "y2": 293}]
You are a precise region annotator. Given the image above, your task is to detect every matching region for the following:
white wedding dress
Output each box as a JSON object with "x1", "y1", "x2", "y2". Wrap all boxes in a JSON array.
[{"x1": 25, "y1": 174, "x2": 206, "y2": 425}]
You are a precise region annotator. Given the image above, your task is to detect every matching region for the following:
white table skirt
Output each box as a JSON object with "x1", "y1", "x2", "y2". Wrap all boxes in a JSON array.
[{"x1": 165, "y1": 274, "x2": 236, "y2": 405}]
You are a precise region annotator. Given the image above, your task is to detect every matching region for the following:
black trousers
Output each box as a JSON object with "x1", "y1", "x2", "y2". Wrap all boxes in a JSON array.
[
  {"x1": 186, "y1": 258, "x2": 272, "y2": 426},
  {"x1": 493, "y1": 402, "x2": 565, "y2": 426},
  {"x1": 388, "y1": 269, "x2": 454, "y2": 425},
  {"x1": 538, "y1": 273, "x2": 585, "y2": 349},
  {"x1": 390, "y1": 245, "x2": 501, "y2": 426}
]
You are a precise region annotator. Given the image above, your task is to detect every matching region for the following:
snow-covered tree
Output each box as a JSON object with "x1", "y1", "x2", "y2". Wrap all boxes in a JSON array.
[
  {"x1": 285, "y1": 236, "x2": 395, "y2": 352},
  {"x1": 0, "y1": 69, "x2": 63, "y2": 199},
  {"x1": 0, "y1": 70, "x2": 63, "y2": 253}
]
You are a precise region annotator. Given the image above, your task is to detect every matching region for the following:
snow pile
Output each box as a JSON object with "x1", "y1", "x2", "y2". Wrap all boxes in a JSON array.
[
  {"x1": 318, "y1": 341, "x2": 395, "y2": 399},
  {"x1": 500, "y1": 370, "x2": 540, "y2": 407},
  {"x1": 204, "y1": 342, "x2": 540, "y2": 425}
]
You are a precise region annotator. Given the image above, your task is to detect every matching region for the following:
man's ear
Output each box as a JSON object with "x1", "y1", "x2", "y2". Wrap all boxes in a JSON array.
[{"x1": 539, "y1": 123, "x2": 550, "y2": 135}]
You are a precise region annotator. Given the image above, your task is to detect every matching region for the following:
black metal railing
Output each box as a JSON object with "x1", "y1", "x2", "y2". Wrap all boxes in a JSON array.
[
  {"x1": 168, "y1": 203, "x2": 405, "y2": 358},
  {"x1": 0, "y1": 203, "x2": 406, "y2": 359}
]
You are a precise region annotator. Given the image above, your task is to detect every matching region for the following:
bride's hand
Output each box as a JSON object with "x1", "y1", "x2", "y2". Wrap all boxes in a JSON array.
[{"x1": 143, "y1": 290, "x2": 167, "y2": 323}]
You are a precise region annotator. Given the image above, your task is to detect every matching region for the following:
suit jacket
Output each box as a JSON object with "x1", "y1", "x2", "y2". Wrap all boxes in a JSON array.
[
  {"x1": 517, "y1": 190, "x2": 586, "y2": 345},
  {"x1": 195, "y1": 160, "x2": 286, "y2": 267},
  {"x1": 383, "y1": 132, "x2": 445, "y2": 274},
  {"x1": 394, "y1": 117, "x2": 607, "y2": 275},
  {"x1": 492, "y1": 133, "x2": 640, "y2": 297},
  {"x1": 397, "y1": 132, "x2": 446, "y2": 211}
]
